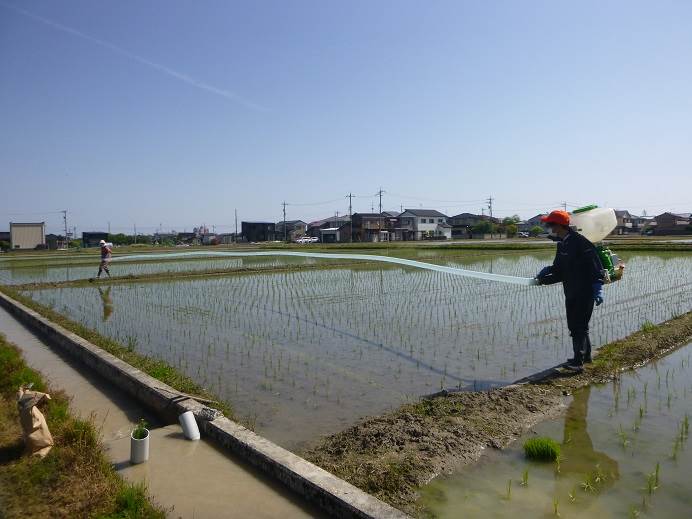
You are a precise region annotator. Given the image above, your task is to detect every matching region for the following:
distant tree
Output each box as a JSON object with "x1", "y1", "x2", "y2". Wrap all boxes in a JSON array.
[
  {"x1": 109, "y1": 233, "x2": 129, "y2": 245},
  {"x1": 504, "y1": 224, "x2": 518, "y2": 237},
  {"x1": 0, "y1": 240, "x2": 10, "y2": 252},
  {"x1": 502, "y1": 215, "x2": 521, "y2": 225},
  {"x1": 529, "y1": 225, "x2": 544, "y2": 237},
  {"x1": 472, "y1": 220, "x2": 496, "y2": 234}
]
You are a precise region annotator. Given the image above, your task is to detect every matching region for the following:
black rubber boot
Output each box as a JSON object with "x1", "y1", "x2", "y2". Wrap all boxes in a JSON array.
[
  {"x1": 583, "y1": 336, "x2": 592, "y2": 364},
  {"x1": 566, "y1": 336, "x2": 585, "y2": 370}
]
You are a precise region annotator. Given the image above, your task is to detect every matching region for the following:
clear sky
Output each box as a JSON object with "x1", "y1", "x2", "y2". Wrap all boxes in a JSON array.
[{"x1": 1, "y1": 0, "x2": 690, "y2": 234}]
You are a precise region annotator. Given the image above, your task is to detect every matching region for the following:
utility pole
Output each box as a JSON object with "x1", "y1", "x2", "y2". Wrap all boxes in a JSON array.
[
  {"x1": 486, "y1": 196, "x2": 494, "y2": 219},
  {"x1": 374, "y1": 188, "x2": 385, "y2": 238},
  {"x1": 234, "y1": 209, "x2": 238, "y2": 243},
  {"x1": 108, "y1": 221, "x2": 111, "y2": 234},
  {"x1": 347, "y1": 193, "x2": 353, "y2": 242},
  {"x1": 282, "y1": 201, "x2": 287, "y2": 242},
  {"x1": 134, "y1": 224, "x2": 137, "y2": 244},
  {"x1": 562, "y1": 202, "x2": 568, "y2": 211},
  {"x1": 62, "y1": 210, "x2": 68, "y2": 249}
]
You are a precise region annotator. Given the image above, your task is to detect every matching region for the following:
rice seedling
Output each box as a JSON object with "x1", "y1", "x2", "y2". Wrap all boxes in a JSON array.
[
  {"x1": 645, "y1": 471, "x2": 658, "y2": 495},
  {"x1": 520, "y1": 468, "x2": 528, "y2": 487},
  {"x1": 523, "y1": 437, "x2": 560, "y2": 461},
  {"x1": 568, "y1": 485, "x2": 577, "y2": 503},
  {"x1": 17, "y1": 252, "x2": 692, "y2": 450},
  {"x1": 618, "y1": 425, "x2": 630, "y2": 448},
  {"x1": 580, "y1": 474, "x2": 595, "y2": 493},
  {"x1": 506, "y1": 479, "x2": 512, "y2": 500},
  {"x1": 552, "y1": 496, "x2": 560, "y2": 517}
]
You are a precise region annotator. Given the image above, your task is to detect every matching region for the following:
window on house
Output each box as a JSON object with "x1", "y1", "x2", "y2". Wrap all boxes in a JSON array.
[{"x1": 438, "y1": 218, "x2": 443, "y2": 223}]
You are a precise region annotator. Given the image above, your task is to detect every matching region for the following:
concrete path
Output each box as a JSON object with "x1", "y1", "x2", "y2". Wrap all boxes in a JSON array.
[{"x1": 0, "y1": 306, "x2": 322, "y2": 519}]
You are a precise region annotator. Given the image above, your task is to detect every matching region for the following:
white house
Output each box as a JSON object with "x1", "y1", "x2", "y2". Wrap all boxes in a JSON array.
[{"x1": 397, "y1": 209, "x2": 451, "y2": 240}]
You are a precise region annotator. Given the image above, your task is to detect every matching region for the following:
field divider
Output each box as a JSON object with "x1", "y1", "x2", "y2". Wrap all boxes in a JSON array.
[{"x1": 0, "y1": 290, "x2": 410, "y2": 519}]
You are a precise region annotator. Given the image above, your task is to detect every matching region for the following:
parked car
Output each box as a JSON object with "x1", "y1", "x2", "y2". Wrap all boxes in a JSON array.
[
  {"x1": 517, "y1": 232, "x2": 529, "y2": 238},
  {"x1": 295, "y1": 236, "x2": 310, "y2": 244},
  {"x1": 295, "y1": 236, "x2": 318, "y2": 244}
]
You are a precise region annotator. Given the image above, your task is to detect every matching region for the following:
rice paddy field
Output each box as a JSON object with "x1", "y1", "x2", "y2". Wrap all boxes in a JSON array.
[
  {"x1": 4, "y1": 249, "x2": 690, "y2": 451},
  {"x1": 419, "y1": 342, "x2": 692, "y2": 518}
]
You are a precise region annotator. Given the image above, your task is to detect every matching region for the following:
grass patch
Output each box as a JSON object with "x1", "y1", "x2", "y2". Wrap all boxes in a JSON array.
[
  {"x1": 523, "y1": 437, "x2": 561, "y2": 461},
  {"x1": 640, "y1": 320, "x2": 656, "y2": 332},
  {"x1": 0, "y1": 285, "x2": 232, "y2": 418},
  {"x1": 0, "y1": 333, "x2": 165, "y2": 519}
]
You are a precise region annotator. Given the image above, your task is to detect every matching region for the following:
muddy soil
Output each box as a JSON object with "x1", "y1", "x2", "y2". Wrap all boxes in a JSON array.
[{"x1": 304, "y1": 311, "x2": 692, "y2": 516}]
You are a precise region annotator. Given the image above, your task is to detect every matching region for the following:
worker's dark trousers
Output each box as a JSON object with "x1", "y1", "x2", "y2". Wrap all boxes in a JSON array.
[{"x1": 565, "y1": 296, "x2": 594, "y2": 364}]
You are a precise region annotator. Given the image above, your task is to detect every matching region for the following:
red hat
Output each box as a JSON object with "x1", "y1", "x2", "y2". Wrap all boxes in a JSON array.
[{"x1": 541, "y1": 210, "x2": 570, "y2": 226}]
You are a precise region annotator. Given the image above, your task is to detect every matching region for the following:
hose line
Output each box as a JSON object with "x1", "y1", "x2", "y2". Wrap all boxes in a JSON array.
[{"x1": 114, "y1": 250, "x2": 539, "y2": 286}]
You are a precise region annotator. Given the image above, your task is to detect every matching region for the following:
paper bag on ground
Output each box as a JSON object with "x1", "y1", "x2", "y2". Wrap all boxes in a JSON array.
[{"x1": 17, "y1": 387, "x2": 54, "y2": 457}]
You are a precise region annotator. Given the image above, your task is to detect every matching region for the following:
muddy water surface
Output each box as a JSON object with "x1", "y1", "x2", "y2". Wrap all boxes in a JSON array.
[
  {"x1": 23, "y1": 253, "x2": 691, "y2": 449},
  {"x1": 419, "y1": 343, "x2": 692, "y2": 518}
]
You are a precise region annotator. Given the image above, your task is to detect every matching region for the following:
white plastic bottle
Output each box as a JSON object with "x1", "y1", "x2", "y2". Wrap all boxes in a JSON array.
[{"x1": 569, "y1": 207, "x2": 617, "y2": 243}]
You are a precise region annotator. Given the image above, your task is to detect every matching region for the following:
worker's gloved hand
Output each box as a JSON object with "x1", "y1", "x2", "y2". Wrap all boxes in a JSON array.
[
  {"x1": 535, "y1": 266, "x2": 551, "y2": 284},
  {"x1": 592, "y1": 282, "x2": 604, "y2": 306}
]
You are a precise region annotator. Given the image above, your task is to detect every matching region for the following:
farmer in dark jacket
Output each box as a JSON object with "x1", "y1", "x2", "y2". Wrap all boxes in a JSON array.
[{"x1": 536, "y1": 210, "x2": 604, "y2": 371}]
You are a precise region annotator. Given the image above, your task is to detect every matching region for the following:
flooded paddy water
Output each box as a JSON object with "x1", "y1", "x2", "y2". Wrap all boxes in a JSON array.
[
  {"x1": 15, "y1": 251, "x2": 691, "y2": 449},
  {"x1": 419, "y1": 343, "x2": 692, "y2": 518},
  {"x1": 0, "y1": 253, "x2": 321, "y2": 285}
]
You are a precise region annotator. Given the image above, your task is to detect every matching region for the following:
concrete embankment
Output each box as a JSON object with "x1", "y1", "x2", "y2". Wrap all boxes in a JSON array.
[{"x1": 0, "y1": 291, "x2": 409, "y2": 519}]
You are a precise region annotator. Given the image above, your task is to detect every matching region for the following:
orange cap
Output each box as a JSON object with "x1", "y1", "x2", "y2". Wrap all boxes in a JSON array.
[{"x1": 541, "y1": 210, "x2": 570, "y2": 226}]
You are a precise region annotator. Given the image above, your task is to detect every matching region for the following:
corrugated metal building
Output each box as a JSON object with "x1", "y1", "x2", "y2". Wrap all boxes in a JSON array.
[{"x1": 10, "y1": 222, "x2": 46, "y2": 249}]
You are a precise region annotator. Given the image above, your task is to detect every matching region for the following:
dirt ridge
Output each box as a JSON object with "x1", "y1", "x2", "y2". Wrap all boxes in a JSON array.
[{"x1": 304, "y1": 311, "x2": 692, "y2": 515}]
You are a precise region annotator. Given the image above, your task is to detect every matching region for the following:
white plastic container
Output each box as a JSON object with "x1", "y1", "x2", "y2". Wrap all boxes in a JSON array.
[
  {"x1": 130, "y1": 428, "x2": 150, "y2": 464},
  {"x1": 570, "y1": 207, "x2": 617, "y2": 243},
  {"x1": 179, "y1": 411, "x2": 200, "y2": 441}
]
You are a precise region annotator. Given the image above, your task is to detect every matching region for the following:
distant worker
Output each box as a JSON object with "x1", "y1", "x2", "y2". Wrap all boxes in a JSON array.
[
  {"x1": 97, "y1": 239, "x2": 112, "y2": 278},
  {"x1": 535, "y1": 210, "x2": 604, "y2": 371}
]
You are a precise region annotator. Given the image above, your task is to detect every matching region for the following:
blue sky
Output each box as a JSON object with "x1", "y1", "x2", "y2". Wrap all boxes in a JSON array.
[{"x1": 1, "y1": 0, "x2": 690, "y2": 234}]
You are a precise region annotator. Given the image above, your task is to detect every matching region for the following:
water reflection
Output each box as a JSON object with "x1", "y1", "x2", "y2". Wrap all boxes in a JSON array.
[
  {"x1": 98, "y1": 286, "x2": 113, "y2": 321},
  {"x1": 561, "y1": 386, "x2": 619, "y2": 485}
]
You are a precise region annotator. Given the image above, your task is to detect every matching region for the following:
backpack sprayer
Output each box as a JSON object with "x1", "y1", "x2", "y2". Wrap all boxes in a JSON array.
[{"x1": 570, "y1": 205, "x2": 624, "y2": 283}]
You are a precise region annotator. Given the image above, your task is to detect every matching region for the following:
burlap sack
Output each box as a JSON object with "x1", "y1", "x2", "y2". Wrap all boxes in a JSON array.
[{"x1": 17, "y1": 388, "x2": 54, "y2": 457}]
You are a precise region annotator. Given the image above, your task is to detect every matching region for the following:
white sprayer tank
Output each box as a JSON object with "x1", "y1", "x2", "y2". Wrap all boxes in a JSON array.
[{"x1": 569, "y1": 207, "x2": 617, "y2": 243}]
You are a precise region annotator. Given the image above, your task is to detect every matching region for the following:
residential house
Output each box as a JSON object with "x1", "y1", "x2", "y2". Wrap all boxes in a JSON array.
[
  {"x1": 200, "y1": 233, "x2": 218, "y2": 245},
  {"x1": 351, "y1": 213, "x2": 388, "y2": 242},
  {"x1": 45, "y1": 234, "x2": 65, "y2": 249},
  {"x1": 632, "y1": 215, "x2": 654, "y2": 233},
  {"x1": 449, "y1": 213, "x2": 500, "y2": 238},
  {"x1": 613, "y1": 210, "x2": 635, "y2": 235},
  {"x1": 397, "y1": 209, "x2": 451, "y2": 240},
  {"x1": 518, "y1": 214, "x2": 547, "y2": 233},
  {"x1": 275, "y1": 220, "x2": 308, "y2": 241},
  {"x1": 653, "y1": 212, "x2": 692, "y2": 235},
  {"x1": 241, "y1": 222, "x2": 276, "y2": 242},
  {"x1": 320, "y1": 222, "x2": 352, "y2": 243},
  {"x1": 176, "y1": 232, "x2": 198, "y2": 245},
  {"x1": 216, "y1": 233, "x2": 238, "y2": 245},
  {"x1": 306, "y1": 216, "x2": 351, "y2": 238}
]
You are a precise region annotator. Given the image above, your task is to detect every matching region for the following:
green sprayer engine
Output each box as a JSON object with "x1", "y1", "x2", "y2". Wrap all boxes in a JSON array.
[{"x1": 571, "y1": 205, "x2": 625, "y2": 283}]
